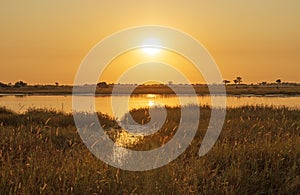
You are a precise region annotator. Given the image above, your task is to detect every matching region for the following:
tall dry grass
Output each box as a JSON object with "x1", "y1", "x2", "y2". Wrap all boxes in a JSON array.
[{"x1": 0, "y1": 106, "x2": 299, "y2": 194}]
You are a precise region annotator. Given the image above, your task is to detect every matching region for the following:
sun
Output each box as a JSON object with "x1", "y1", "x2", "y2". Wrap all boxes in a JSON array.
[{"x1": 141, "y1": 47, "x2": 161, "y2": 56}]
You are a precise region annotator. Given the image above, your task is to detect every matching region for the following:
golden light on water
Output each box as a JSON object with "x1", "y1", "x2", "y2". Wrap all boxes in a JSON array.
[
  {"x1": 146, "y1": 94, "x2": 157, "y2": 98},
  {"x1": 148, "y1": 100, "x2": 155, "y2": 107},
  {"x1": 147, "y1": 94, "x2": 157, "y2": 107}
]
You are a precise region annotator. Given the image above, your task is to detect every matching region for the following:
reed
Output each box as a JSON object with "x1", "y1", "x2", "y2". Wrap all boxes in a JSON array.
[{"x1": 0, "y1": 106, "x2": 299, "y2": 194}]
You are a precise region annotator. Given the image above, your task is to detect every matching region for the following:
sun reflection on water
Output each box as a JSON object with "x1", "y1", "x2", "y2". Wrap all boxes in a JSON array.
[
  {"x1": 146, "y1": 94, "x2": 157, "y2": 98},
  {"x1": 148, "y1": 100, "x2": 155, "y2": 107}
]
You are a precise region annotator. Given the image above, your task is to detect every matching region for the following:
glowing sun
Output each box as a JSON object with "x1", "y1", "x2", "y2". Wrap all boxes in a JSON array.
[{"x1": 141, "y1": 47, "x2": 161, "y2": 55}]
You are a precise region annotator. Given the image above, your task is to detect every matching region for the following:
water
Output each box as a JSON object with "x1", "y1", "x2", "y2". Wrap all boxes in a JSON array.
[
  {"x1": 0, "y1": 94, "x2": 299, "y2": 119},
  {"x1": 1, "y1": 94, "x2": 299, "y2": 163}
]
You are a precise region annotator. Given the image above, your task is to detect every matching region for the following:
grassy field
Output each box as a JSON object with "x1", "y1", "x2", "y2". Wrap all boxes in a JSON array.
[
  {"x1": 0, "y1": 84, "x2": 300, "y2": 96},
  {"x1": 0, "y1": 106, "x2": 299, "y2": 194}
]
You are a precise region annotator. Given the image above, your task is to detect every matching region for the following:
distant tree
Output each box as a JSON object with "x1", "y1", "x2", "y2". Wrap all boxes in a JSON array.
[
  {"x1": 261, "y1": 81, "x2": 267, "y2": 85},
  {"x1": 55, "y1": 82, "x2": 59, "y2": 87},
  {"x1": 168, "y1": 81, "x2": 173, "y2": 85},
  {"x1": 14, "y1": 81, "x2": 27, "y2": 88},
  {"x1": 276, "y1": 79, "x2": 281, "y2": 85},
  {"x1": 236, "y1": 77, "x2": 242, "y2": 85},
  {"x1": 97, "y1": 82, "x2": 108, "y2": 88},
  {"x1": 276, "y1": 79, "x2": 281, "y2": 89},
  {"x1": 233, "y1": 79, "x2": 238, "y2": 88},
  {"x1": 0, "y1": 82, "x2": 8, "y2": 88},
  {"x1": 223, "y1": 80, "x2": 230, "y2": 86}
]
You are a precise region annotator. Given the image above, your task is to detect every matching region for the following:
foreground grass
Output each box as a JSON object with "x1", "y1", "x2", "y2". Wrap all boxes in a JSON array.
[{"x1": 0, "y1": 106, "x2": 299, "y2": 194}]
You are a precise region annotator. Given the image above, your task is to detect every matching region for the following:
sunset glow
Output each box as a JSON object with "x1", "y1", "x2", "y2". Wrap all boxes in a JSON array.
[
  {"x1": 0, "y1": 1, "x2": 299, "y2": 84},
  {"x1": 1, "y1": 1, "x2": 300, "y2": 193},
  {"x1": 141, "y1": 47, "x2": 161, "y2": 56}
]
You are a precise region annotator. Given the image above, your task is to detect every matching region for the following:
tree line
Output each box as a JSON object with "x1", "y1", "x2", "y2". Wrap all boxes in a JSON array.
[
  {"x1": 0, "y1": 78, "x2": 299, "y2": 88},
  {"x1": 223, "y1": 77, "x2": 284, "y2": 88}
]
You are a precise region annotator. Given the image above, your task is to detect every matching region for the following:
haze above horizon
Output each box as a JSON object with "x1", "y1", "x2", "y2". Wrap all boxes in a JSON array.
[{"x1": 1, "y1": 1, "x2": 299, "y2": 85}]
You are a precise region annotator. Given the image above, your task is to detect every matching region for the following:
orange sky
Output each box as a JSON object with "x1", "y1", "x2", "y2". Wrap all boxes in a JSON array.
[
  {"x1": 100, "y1": 49, "x2": 205, "y2": 84},
  {"x1": 1, "y1": 1, "x2": 299, "y2": 85}
]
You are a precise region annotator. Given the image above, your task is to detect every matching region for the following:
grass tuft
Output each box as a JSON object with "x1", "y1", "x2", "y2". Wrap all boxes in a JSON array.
[{"x1": 0, "y1": 106, "x2": 299, "y2": 194}]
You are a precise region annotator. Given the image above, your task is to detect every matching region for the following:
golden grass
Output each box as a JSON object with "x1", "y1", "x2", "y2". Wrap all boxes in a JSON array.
[{"x1": 0, "y1": 106, "x2": 299, "y2": 194}]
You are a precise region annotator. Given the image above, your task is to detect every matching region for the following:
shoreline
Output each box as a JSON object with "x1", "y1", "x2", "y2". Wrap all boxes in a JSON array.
[
  {"x1": 1, "y1": 92, "x2": 300, "y2": 97},
  {"x1": 0, "y1": 85, "x2": 300, "y2": 96}
]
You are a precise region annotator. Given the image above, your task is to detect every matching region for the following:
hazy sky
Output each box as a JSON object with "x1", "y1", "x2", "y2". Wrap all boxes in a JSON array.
[{"x1": 1, "y1": 0, "x2": 299, "y2": 84}]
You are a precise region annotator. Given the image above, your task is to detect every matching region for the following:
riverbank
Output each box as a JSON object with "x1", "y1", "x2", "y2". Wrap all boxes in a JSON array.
[{"x1": 0, "y1": 84, "x2": 300, "y2": 96}]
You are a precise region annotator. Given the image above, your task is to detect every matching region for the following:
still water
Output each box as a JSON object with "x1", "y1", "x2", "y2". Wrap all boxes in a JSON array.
[{"x1": 0, "y1": 94, "x2": 299, "y2": 119}]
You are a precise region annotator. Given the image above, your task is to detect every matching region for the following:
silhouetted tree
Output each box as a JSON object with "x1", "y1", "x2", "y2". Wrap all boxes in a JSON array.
[
  {"x1": 14, "y1": 81, "x2": 27, "y2": 88},
  {"x1": 223, "y1": 80, "x2": 230, "y2": 86},
  {"x1": 236, "y1": 77, "x2": 242, "y2": 85},
  {"x1": 55, "y1": 82, "x2": 59, "y2": 87},
  {"x1": 0, "y1": 82, "x2": 8, "y2": 88},
  {"x1": 233, "y1": 79, "x2": 238, "y2": 88},
  {"x1": 276, "y1": 79, "x2": 281, "y2": 89},
  {"x1": 276, "y1": 79, "x2": 281, "y2": 85},
  {"x1": 97, "y1": 82, "x2": 108, "y2": 88}
]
